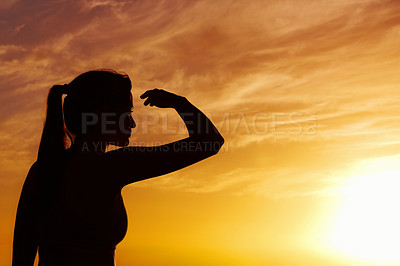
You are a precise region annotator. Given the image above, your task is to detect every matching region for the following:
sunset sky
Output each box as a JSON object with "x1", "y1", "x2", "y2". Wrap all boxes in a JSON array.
[{"x1": 1, "y1": 0, "x2": 400, "y2": 265}]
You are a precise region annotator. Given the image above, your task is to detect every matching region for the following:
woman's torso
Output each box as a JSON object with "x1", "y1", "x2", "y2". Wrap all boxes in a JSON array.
[{"x1": 37, "y1": 150, "x2": 127, "y2": 265}]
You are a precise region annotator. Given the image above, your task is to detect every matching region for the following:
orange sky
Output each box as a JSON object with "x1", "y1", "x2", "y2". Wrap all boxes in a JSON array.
[{"x1": 1, "y1": 0, "x2": 400, "y2": 265}]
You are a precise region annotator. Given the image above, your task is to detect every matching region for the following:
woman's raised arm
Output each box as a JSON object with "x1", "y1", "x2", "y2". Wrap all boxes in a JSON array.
[{"x1": 105, "y1": 89, "x2": 224, "y2": 187}]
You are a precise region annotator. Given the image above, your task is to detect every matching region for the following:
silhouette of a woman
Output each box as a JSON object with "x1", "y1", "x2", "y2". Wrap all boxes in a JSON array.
[{"x1": 12, "y1": 70, "x2": 224, "y2": 266}]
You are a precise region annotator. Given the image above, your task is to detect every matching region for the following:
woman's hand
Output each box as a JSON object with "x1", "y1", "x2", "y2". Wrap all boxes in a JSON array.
[{"x1": 140, "y1": 89, "x2": 185, "y2": 108}]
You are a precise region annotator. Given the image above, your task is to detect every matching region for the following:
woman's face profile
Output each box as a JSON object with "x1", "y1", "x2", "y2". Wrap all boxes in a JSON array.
[{"x1": 99, "y1": 92, "x2": 135, "y2": 147}]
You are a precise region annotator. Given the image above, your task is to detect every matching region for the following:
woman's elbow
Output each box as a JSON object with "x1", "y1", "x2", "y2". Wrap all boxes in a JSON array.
[
  {"x1": 217, "y1": 135, "x2": 224, "y2": 147},
  {"x1": 210, "y1": 135, "x2": 224, "y2": 155}
]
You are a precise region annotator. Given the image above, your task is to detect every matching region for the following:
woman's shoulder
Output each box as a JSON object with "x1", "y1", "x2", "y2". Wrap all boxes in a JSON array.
[
  {"x1": 28, "y1": 161, "x2": 39, "y2": 174},
  {"x1": 21, "y1": 161, "x2": 40, "y2": 193}
]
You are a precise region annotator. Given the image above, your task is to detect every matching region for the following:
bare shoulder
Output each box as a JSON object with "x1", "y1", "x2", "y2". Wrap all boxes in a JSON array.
[{"x1": 22, "y1": 162, "x2": 40, "y2": 190}]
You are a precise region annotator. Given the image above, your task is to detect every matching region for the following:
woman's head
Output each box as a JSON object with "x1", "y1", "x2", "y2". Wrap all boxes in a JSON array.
[{"x1": 63, "y1": 70, "x2": 135, "y2": 148}]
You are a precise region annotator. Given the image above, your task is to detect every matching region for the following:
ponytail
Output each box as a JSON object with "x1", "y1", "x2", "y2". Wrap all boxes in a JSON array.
[
  {"x1": 37, "y1": 85, "x2": 68, "y2": 162},
  {"x1": 36, "y1": 84, "x2": 68, "y2": 218}
]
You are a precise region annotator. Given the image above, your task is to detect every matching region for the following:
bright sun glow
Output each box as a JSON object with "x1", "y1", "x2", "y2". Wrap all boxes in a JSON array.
[{"x1": 329, "y1": 163, "x2": 400, "y2": 263}]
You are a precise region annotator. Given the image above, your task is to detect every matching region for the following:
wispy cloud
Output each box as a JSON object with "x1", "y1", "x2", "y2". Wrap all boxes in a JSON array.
[
  {"x1": 1, "y1": 0, "x2": 400, "y2": 199},
  {"x1": 2, "y1": 1, "x2": 400, "y2": 265}
]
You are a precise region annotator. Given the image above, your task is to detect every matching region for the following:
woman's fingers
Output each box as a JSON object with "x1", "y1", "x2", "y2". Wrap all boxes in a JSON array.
[
  {"x1": 140, "y1": 90, "x2": 151, "y2": 99},
  {"x1": 140, "y1": 88, "x2": 161, "y2": 99},
  {"x1": 141, "y1": 89, "x2": 155, "y2": 106},
  {"x1": 141, "y1": 88, "x2": 173, "y2": 108},
  {"x1": 143, "y1": 96, "x2": 152, "y2": 106}
]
